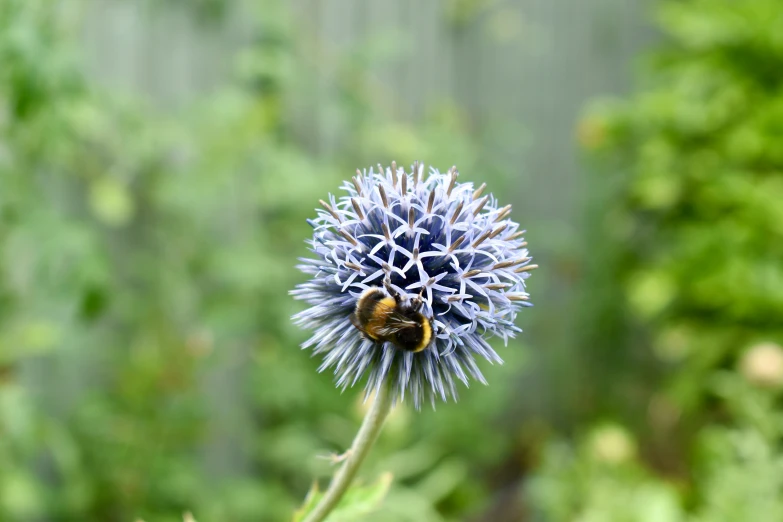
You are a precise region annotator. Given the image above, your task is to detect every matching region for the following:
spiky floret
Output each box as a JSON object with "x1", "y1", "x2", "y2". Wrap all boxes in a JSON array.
[{"x1": 291, "y1": 162, "x2": 536, "y2": 408}]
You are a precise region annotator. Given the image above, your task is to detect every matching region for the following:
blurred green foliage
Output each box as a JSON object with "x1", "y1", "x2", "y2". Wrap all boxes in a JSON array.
[
  {"x1": 0, "y1": 1, "x2": 531, "y2": 521},
  {"x1": 5, "y1": 0, "x2": 782, "y2": 520},
  {"x1": 292, "y1": 473, "x2": 392, "y2": 522},
  {"x1": 530, "y1": 373, "x2": 783, "y2": 522},
  {"x1": 530, "y1": 0, "x2": 783, "y2": 520}
]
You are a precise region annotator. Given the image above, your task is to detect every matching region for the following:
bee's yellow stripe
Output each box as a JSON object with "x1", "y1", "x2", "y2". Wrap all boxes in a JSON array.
[
  {"x1": 379, "y1": 296, "x2": 396, "y2": 310},
  {"x1": 415, "y1": 318, "x2": 432, "y2": 353},
  {"x1": 365, "y1": 296, "x2": 397, "y2": 339}
]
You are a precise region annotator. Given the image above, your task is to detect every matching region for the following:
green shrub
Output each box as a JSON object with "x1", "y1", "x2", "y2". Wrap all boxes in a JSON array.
[
  {"x1": 585, "y1": 0, "x2": 783, "y2": 413},
  {"x1": 529, "y1": 1, "x2": 783, "y2": 520}
]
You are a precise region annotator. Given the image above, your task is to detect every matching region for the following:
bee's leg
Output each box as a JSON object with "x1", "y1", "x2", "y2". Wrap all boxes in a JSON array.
[
  {"x1": 410, "y1": 286, "x2": 426, "y2": 312},
  {"x1": 383, "y1": 275, "x2": 401, "y2": 300}
]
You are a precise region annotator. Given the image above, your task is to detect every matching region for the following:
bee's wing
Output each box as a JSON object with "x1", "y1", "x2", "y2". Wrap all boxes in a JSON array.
[{"x1": 369, "y1": 301, "x2": 420, "y2": 336}]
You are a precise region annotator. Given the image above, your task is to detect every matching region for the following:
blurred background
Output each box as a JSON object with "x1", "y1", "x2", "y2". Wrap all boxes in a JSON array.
[{"x1": 2, "y1": 0, "x2": 783, "y2": 520}]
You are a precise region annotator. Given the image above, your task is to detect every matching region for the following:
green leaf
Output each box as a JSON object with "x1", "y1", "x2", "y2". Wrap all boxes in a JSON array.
[
  {"x1": 88, "y1": 177, "x2": 134, "y2": 227},
  {"x1": 292, "y1": 473, "x2": 393, "y2": 522},
  {"x1": 0, "y1": 320, "x2": 61, "y2": 364}
]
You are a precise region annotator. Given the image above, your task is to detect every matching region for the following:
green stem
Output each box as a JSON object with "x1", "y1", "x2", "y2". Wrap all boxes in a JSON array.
[{"x1": 302, "y1": 381, "x2": 394, "y2": 522}]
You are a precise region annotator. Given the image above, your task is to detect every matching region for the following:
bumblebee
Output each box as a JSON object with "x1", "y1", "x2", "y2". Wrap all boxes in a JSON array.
[{"x1": 350, "y1": 279, "x2": 433, "y2": 353}]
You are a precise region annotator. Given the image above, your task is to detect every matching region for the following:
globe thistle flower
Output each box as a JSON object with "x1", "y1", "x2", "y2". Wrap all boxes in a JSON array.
[{"x1": 291, "y1": 162, "x2": 535, "y2": 408}]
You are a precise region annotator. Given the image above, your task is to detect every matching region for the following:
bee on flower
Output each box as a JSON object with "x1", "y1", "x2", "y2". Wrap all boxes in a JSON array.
[{"x1": 291, "y1": 162, "x2": 535, "y2": 408}]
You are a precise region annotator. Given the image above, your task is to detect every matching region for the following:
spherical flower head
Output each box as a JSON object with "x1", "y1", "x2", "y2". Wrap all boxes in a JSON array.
[{"x1": 291, "y1": 162, "x2": 535, "y2": 408}]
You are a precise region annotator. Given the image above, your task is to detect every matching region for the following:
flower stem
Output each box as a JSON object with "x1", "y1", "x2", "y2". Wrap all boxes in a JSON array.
[{"x1": 302, "y1": 381, "x2": 394, "y2": 522}]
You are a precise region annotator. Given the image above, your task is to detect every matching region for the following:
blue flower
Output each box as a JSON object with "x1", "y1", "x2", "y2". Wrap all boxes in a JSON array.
[{"x1": 291, "y1": 162, "x2": 535, "y2": 408}]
